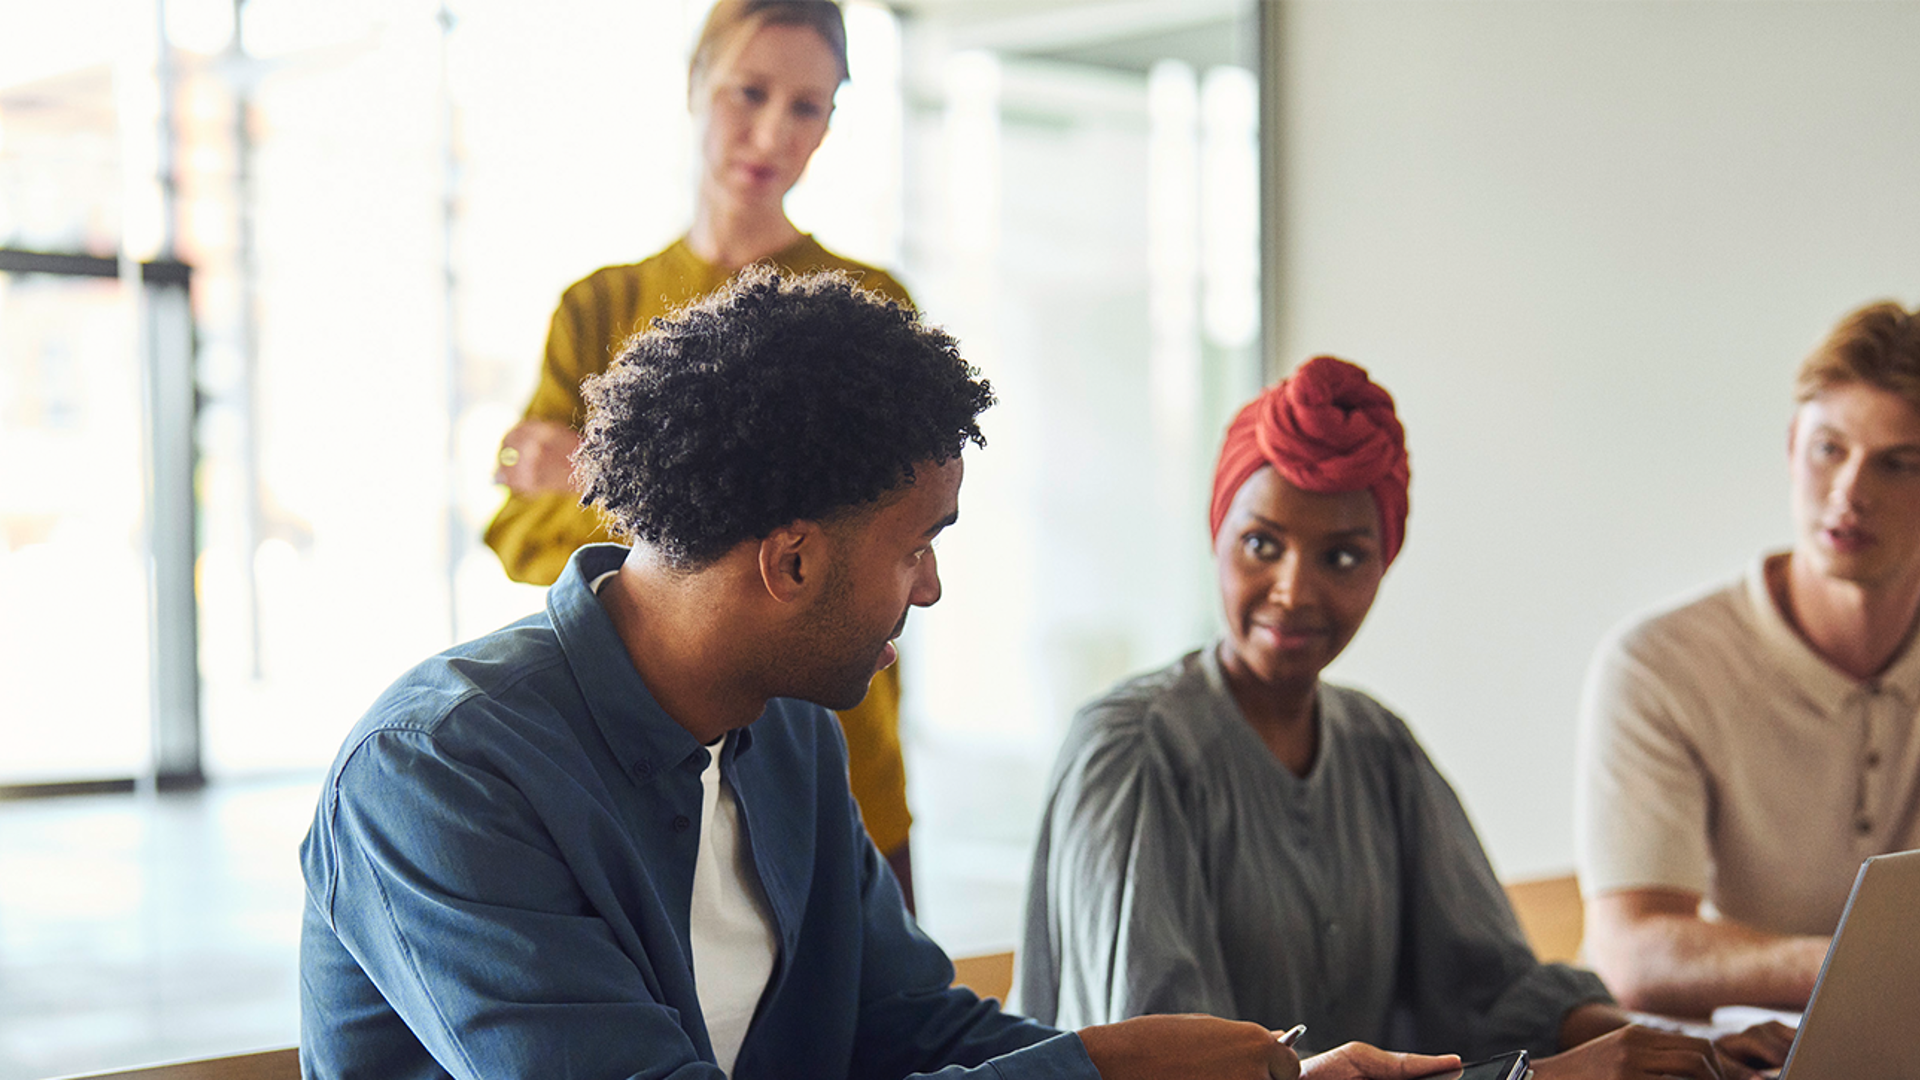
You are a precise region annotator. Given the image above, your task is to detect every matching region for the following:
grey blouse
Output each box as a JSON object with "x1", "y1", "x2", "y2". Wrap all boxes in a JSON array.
[{"x1": 1018, "y1": 647, "x2": 1609, "y2": 1059}]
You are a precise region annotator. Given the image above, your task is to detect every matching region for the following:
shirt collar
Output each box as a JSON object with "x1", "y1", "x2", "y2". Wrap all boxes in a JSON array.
[
  {"x1": 1745, "y1": 553, "x2": 1920, "y2": 706},
  {"x1": 1876, "y1": 608, "x2": 1920, "y2": 705},
  {"x1": 547, "y1": 543, "x2": 718, "y2": 786}
]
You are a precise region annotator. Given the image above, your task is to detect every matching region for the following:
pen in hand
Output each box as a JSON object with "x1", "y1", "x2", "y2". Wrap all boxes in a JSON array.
[{"x1": 1269, "y1": 1024, "x2": 1308, "y2": 1080}]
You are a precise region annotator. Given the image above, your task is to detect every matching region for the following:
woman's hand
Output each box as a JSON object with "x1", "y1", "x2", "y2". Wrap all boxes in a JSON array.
[
  {"x1": 1531, "y1": 1024, "x2": 1727, "y2": 1080},
  {"x1": 1300, "y1": 1041, "x2": 1460, "y2": 1080},
  {"x1": 1710, "y1": 1020, "x2": 1795, "y2": 1076},
  {"x1": 1079, "y1": 1014, "x2": 1301, "y2": 1080},
  {"x1": 494, "y1": 419, "x2": 581, "y2": 495}
]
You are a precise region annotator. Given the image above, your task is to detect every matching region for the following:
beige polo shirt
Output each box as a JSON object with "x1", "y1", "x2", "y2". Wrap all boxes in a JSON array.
[{"x1": 1575, "y1": 554, "x2": 1920, "y2": 936}]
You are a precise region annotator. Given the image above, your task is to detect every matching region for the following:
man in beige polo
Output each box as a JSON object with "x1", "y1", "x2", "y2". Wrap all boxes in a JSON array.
[{"x1": 1575, "y1": 299, "x2": 1920, "y2": 1018}]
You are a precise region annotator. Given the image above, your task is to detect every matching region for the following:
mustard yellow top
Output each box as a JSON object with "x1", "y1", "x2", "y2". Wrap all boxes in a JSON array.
[{"x1": 485, "y1": 235, "x2": 915, "y2": 853}]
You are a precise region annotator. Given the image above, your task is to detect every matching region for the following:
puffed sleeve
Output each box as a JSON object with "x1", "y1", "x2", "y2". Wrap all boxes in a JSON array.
[
  {"x1": 1019, "y1": 701, "x2": 1236, "y2": 1028},
  {"x1": 1388, "y1": 723, "x2": 1612, "y2": 1059}
]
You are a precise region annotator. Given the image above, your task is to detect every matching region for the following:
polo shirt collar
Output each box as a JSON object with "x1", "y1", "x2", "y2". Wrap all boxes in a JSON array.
[
  {"x1": 1878, "y1": 609, "x2": 1920, "y2": 706},
  {"x1": 1745, "y1": 553, "x2": 1920, "y2": 706}
]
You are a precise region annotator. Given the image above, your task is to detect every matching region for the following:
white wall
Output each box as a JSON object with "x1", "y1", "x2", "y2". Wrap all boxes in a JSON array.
[{"x1": 1275, "y1": 0, "x2": 1920, "y2": 879}]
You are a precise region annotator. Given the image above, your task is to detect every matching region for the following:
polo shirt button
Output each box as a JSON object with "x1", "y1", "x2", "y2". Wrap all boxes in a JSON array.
[
  {"x1": 1856, "y1": 819, "x2": 1873, "y2": 835},
  {"x1": 672, "y1": 814, "x2": 692, "y2": 832}
]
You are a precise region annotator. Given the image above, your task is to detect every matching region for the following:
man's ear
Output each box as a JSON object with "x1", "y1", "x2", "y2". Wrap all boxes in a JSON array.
[{"x1": 757, "y1": 521, "x2": 821, "y2": 604}]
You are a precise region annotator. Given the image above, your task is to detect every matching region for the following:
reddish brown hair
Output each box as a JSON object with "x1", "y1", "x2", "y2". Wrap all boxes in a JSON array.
[{"x1": 1794, "y1": 300, "x2": 1920, "y2": 412}]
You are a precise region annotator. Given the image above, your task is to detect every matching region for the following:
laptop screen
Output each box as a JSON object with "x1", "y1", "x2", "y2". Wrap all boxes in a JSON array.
[{"x1": 1777, "y1": 848, "x2": 1920, "y2": 1080}]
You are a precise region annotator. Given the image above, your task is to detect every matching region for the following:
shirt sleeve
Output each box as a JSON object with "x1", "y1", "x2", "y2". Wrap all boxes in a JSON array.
[
  {"x1": 1390, "y1": 729, "x2": 1612, "y2": 1059},
  {"x1": 839, "y1": 663, "x2": 912, "y2": 854},
  {"x1": 908, "y1": 1034, "x2": 1098, "y2": 1079},
  {"x1": 306, "y1": 727, "x2": 726, "y2": 1080},
  {"x1": 528, "y1": 271, "x2": 625, "y2": 426},
  {"x1": 859, "y1": 268, "x2": 913, "y2": 310},
  {"x1": 794, "y1": 731, "x2": 1074, "y2": 1080},
  {"x1": 1574, "y1": 626, "x2": 1713, "y2": 900},
  {"x1": 483, "y1": 490, "x2": 618, "y2": 587},
  {"x1": 482, "y1": 272, "x2": 632, "y2": 586},
  {"x1": 1019, "y1": 705, "x2": 1236, "y2": 1028}
]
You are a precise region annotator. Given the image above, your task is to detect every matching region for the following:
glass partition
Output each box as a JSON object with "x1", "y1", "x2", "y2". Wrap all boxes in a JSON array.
[
  {"x1": 0, "y1": 0, "x2": 1261, "y2": 956},
  {"x1": 0, "y1": 272, "x2": 152, "y2": 785},
  {"x1": 890, "y1": 0, "x2": 1263, "y2": 953}
]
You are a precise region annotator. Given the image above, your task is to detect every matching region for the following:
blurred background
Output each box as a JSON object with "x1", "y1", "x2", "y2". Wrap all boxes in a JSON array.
[
  {"x1": 1, "y1": 0, "x2": 1262, "y2": 1072},
  {"x1": 2, "y1": 0, "x2": 1917, "y2": 1075}
]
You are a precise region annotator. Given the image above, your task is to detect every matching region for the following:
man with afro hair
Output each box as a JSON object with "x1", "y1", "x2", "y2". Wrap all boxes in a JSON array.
[{"x1": 299, "y1": 268, "x2": 1442, "y2": 1080}]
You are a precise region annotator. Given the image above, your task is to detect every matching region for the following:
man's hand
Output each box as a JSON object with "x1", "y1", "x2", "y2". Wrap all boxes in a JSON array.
[
  {"x1": 1711, "y1": 1020, "x2": 1795, "y2": 1077},
  {"x1": 1079, "y1": 1014, "x2": 1300, "y2": 1080},
  {"x1": 494, "y1": 419, "x2": 582, "y2": 495},
  {"x1": 1300, "y1": 1042, "x2": 1460, "y2": 1079},
  {"x1": 1531, "y1": 1024, "x2": 1727, "y2": 1079}
]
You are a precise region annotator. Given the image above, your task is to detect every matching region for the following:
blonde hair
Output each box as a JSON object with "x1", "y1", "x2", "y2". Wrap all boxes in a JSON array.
[
  {"x1": 689, "y1": 0, "x2": 849, "y2": 97},
  {"x1": 1794, "y1": 300, "x2": 1920, "y2": 413}
]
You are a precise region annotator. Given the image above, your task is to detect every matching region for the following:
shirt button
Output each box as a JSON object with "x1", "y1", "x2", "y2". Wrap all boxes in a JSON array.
[
  {"x1": 1856, "y1": 819, "x2": 1873, "y2": 835},
  {"x1": 672, "y1": 814, "x2": 692, "y2": 833},
  {"x1": 633, "y1": 759, "x2": 652, "y2": 777}
]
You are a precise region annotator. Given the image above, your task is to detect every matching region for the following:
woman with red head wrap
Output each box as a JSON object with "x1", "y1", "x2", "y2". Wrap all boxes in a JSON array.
[{"x1": 1021, "y1": 358, "x2": 1780, "y2": 1080}]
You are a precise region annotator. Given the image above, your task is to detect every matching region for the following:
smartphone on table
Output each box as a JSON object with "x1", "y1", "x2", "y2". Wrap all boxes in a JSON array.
[{"x1": 1420, "y1": 1050, "x2": 1529, "y2": 1080}]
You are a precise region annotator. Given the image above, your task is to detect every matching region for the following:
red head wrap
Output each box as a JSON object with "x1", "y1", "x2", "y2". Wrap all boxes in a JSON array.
[{"x1": 1208, "y1": 355, "x2": 1411, "y2": 566}]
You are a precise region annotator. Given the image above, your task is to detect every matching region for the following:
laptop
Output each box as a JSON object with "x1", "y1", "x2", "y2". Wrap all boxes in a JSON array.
[{"x1": 1774, "y1": 848, "x2": 1920, "y2": 1079}]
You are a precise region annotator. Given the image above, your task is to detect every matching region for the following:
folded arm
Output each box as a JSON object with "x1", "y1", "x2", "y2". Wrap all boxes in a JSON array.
[{"x1": 494, "y1": 418, "x2": 581, "y2": 495}]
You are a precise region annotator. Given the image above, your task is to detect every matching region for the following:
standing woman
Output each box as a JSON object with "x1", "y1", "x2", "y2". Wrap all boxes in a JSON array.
[
  {"x1": 486, "y1": 0, "x2": 917, "y2": 903},
  {"x1": 1020, "y1": 357, "x2": 1790, "y2": 1078}
]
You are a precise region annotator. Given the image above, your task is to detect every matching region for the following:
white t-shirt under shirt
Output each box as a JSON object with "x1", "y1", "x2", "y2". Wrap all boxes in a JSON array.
[
  {"x1": 690, "y1": 734, "x2": 778, "y2": 1075},
  {"x1": 1575, "y1": 553, "x2": 1920, "y2": 935}
]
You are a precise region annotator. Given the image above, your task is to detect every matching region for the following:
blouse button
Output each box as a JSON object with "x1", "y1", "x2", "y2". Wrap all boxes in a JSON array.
[{"x1": 672, "y1": 814, "x2": 692, "y2": 833}]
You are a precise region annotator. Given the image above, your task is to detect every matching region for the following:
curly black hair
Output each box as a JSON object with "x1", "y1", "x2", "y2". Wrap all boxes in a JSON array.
[{"x1": 576, "y1": 266, "x2": 995, "y2": 568}]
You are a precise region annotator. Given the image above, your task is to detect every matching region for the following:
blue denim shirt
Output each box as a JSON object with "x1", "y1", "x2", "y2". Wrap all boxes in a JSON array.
[{"x1": 300, "y1": 544, "x2": 1093, "y2": 1079}]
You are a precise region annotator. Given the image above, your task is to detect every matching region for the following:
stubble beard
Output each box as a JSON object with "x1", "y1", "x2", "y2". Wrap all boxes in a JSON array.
[{"x1": 789, "y1": 559, "x2": 885, "y2": 712}]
